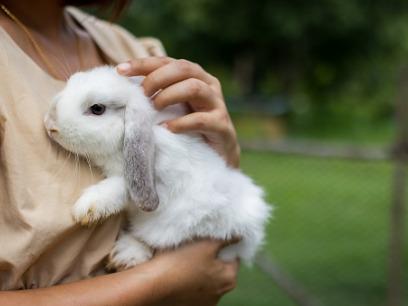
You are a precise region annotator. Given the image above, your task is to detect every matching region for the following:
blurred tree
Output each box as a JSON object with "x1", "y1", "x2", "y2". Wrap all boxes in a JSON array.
[{"x1": 119, "y1": 0, "x2": 408, "y2": 125}]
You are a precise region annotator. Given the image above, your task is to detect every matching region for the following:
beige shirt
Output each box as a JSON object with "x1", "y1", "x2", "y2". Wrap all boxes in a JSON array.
[{"x1": 0, "y1": 7, "x2": 165, "y2": 290}]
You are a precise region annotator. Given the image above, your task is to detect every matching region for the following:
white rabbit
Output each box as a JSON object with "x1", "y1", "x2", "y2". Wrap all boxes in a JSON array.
[{"x1": 44, "y1": 66, "x2": 272, "y2": 270}]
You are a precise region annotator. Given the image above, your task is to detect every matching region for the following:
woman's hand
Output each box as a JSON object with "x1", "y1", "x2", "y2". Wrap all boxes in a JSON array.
[
  {"x1": 150, "y1": 239, "x2": 240, "y2": 306},
  {"x1": 0, "y1": 239, "x2": 239, "y2": 306},
  {"x1": 117, "y1": 57, "x2": 241, "y2": 167}
]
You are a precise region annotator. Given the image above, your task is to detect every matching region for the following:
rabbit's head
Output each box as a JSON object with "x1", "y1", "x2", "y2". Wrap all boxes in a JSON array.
[
  {"x1": 44, "y1": 66, "x2": 159, "y2": 211},
  {"x1": 44, "y1": 66, "x2": 139, "y2": 156}
]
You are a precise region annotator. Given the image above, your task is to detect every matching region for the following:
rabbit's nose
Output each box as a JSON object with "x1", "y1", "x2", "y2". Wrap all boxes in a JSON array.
[
  {"x1": 46, "y1": 125, "x2": 59, "y2": 138},
  {"x1": 44, "y1": 114, "x2": 59, "y2": 137}
]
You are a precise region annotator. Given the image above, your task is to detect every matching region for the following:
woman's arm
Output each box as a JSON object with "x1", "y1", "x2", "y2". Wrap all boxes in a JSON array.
[
  {"x1": 0, "y1": 239, "x2": 238, "y2": 306},
  {"x1": 117, "y1": 57, "x2": 241, "y2": 168}
]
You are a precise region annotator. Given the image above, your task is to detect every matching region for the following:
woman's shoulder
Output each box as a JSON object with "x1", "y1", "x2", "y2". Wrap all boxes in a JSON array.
[{"x1": 67, "y1": 6, "x2": 166, "y2": 62}]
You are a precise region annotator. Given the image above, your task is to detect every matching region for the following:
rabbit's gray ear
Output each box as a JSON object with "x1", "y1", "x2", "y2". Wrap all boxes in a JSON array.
[{"x1": 123, "y1": 100, "x2": 159, "y2": 212}]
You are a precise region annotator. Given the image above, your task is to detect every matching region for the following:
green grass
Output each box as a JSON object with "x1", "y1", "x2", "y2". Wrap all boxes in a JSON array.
[
  {"x1": 231, "y1": 113, "x2": 395, "y2": 146},
  {"x1": 220, "y1": 150, "x2": 408, "y2": 306}
]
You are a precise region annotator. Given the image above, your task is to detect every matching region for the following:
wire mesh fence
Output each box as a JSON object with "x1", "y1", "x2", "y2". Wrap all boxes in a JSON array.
[
  {"x1": 221, "y1": 146, "x2": 406, "y2": 306},
  {"x1": 220, "y1": 67, "x2": 408, "y2": 306}
]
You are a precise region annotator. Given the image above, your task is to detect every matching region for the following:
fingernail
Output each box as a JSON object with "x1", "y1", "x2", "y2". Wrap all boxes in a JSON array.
[
  {"x1": 116, "y1": 62, "x2": 131, "y2": 75},
  {"x1": 150, "y1": 89, "x2": 162, "y2": 100},
  {"x1": 160, "y1": 122, "x2": 168, "y2": 129}
]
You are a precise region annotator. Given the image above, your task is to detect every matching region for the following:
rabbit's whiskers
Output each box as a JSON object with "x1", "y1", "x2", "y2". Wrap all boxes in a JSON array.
[
  {"x1": 52, "y1": 150, "x2": 73, "y2": 178},
  {"x1": 43, "y1": 138, "x2": 73, "y2": 179},
  {"x1": 73, "y1": 152, "x2": 80, "y2": 189},
  {"x1": 84, "y1": 152, "x2": 95, "y2": 180}
]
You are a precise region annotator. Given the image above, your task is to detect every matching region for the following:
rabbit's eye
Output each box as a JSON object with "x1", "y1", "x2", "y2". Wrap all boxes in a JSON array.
[{"x1": 90, "y1": 104, "x2": 106, "y2": 115}]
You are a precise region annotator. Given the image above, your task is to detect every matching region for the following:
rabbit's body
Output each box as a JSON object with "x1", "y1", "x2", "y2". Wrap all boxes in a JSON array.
[
  {"x1": 44, "y1": 66, "x2": 271, "y2": 269},
  {"x1": 128, "y1": 126, "x2": 269, "y2": 262}
]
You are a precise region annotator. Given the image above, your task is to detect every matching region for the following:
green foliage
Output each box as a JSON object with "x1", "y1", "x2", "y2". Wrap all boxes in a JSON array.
[{"x1": 118, "y1": 0, "x2": 408, "y2": 131}]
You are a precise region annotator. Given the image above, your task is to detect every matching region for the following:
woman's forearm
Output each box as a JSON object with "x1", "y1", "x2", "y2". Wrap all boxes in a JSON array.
[
  {"x1": 0, "y1": 262, "x2": 163, "y2": 306},
  {"x1": 0, "y1": 240, "x2": 239, "y2": 306}
]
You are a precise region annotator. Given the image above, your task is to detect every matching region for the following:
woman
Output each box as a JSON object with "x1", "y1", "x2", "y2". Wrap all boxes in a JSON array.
[{"x1": 0, "y1": 0, "x2": 241, "y2": 305}]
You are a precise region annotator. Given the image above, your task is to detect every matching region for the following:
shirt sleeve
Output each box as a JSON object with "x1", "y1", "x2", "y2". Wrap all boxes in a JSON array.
[{"x1": 138, "y1": 37, "x2": 167, "y2": 57}]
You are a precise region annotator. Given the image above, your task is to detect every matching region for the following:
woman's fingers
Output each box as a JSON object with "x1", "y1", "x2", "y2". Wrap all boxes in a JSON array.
[
  {"x1": 203, "y1": 237, "x2": 242, "y2": 255},
  {"x1": 219, "y1": 237, "x2": 242, "y2": 249},
  {"x1": 117, "y1": 57, "x2": 240, "y2": 167},
  {"x1": 142, "y1": 59, "x2": 216, "y2": 96},
  {"x1": 117, "y1": 57, "x2": 174, "y2": 76},
  {"x1": 164, "y1": 111, "x2": 230, "y2": 138},
  {"x1": 117, "y1": 58, "x2": 218, "y2": 97},
  {"x1": 219, "y1": 260, "x2": 239, "y2": 293},
  {"x1": 153, "y1": 78, "x2": 220, "y2": 111}
]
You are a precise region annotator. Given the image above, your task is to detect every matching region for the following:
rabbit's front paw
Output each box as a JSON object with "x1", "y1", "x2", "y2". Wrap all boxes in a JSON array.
[
  {"x1": 72, "y1": 190, "x2": 117, "y2": 226},
  {"x1": 106, "y1": 233, "x2": 153, "y2": 271}
]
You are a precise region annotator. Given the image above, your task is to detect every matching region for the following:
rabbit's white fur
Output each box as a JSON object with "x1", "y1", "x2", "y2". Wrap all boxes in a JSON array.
[{"x1": 44, "y1": 66, "x2": 271, "y2": 268}]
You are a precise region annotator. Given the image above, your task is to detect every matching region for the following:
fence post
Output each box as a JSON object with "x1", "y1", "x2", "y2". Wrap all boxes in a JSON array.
[{"x1": 387, "y1": 66, "x2": 408, "y2": 306}]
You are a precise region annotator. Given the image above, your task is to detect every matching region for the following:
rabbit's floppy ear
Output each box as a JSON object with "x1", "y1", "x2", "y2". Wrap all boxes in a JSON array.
[{"x1": 123, "y1": 98, "x2": 159, "y2": 212}]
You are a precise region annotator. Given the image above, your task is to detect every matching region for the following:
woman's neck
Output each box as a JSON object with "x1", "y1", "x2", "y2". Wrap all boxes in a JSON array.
[
  {"x1": 0, "y1": 0, "x2": 108, "y2": 80},
  {"x1": 1, "y1": 0, "x2": 67, "y2": 38}
]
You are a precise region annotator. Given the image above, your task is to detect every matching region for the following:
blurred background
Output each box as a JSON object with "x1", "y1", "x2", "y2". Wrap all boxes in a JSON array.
[{"x1": 112, "y1": 0, "x2": 408, "y2": 305}]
